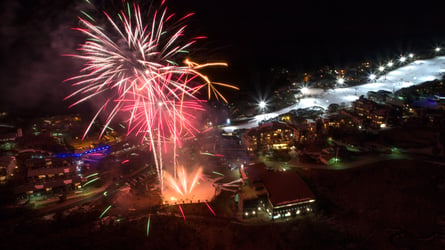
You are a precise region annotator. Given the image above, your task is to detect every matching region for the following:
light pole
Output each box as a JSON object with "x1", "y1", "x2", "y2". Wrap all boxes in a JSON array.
[
  {"x1": 369, "y1": 73, "x2": 376, "y2": 83},
  {"x1": 399, "y1": 56, "x2": 406, "y2": 63},
  {"x1": 337, "y1": 77, "x2": 345, "y2": 87},
  {"x1": 387, "y1": 61, "x2": 394, "y2": 68},
  {"x1": 259, "y1": 101, "x2": 266, "y2": 111},
  {"x1": 258, "y1": 100, "x2": 267, "y2": 122}
]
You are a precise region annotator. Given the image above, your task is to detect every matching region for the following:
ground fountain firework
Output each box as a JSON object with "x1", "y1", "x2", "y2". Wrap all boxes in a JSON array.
[{"x1": 163, "y1": 165, "x2": 216, "y2": 205}]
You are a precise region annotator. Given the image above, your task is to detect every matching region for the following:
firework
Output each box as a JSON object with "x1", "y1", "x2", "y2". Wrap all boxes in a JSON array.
[
  {"x1": 178, "y1": 205, "x2": 186, "y2": 221},
  {"x1": 205, "y1": 201, "x2": 216, "y2": 216},
  {"x1": 99, "y1": 205, "x2": 112, "y2": 219},
  {"x1": 163, "y1": 165, "x2": 217, "y2": 205},
  {"x1": 164, "y1": 165, "x2": 202, "y2": 196},
  {"x1": 66, "y1": 1, "x2": 237, "y2": 192},
  {"x1": 146, "y1": 214, "x2": 151, "y2": 237}
]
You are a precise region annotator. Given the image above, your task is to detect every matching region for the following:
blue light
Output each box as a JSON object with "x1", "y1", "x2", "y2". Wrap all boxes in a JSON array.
[{"x1": 51, "y1": 144, "x2": 111, "y2": 159}]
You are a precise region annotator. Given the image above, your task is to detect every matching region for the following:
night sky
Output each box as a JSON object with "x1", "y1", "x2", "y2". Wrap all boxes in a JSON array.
[{"x1": 1, "y1": 0, "x2": 445, "y2": 116}]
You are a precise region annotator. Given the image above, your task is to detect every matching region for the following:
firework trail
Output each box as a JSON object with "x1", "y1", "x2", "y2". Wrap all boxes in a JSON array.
[
  {"x1": 65, "y1": 0, "x2": 237, "y2": 192},
  {"x1": 205, "y1": 201, "x2": 216, "y2": 216},
  {"x1": 178, "y1": 205, "x2": 186, "y2": 221},
  {"x1": 146, "y1": 214, "x2": 151, "y2": 237}
]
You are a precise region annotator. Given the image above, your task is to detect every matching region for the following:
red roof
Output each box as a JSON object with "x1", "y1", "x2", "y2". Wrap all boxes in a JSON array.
[
  {"x1": 243, "y1": 162, "x2": 267, "y2": 181},
  {"x1": 245, "y1": 163, "x2": 315, "y2": 207}
]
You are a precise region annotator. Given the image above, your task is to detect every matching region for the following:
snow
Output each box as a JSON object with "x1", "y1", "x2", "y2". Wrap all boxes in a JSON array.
[{"x1": 224, "y1": 56, "x2": 445, "y2": 132}]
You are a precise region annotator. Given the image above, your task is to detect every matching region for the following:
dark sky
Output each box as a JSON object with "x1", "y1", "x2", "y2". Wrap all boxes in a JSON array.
[{"x1": 1, "y1": 0, "x2": 445, "y2": 116}]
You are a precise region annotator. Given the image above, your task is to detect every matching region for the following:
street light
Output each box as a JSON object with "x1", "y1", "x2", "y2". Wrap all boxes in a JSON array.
[
  {"x1": 337, "y1": 77, "x2": 345, "y2": 85},
  {"x1": 399, "y1": 56, "x2": 406, "y2": 63},
  {"x1": 369, "y1": 73, "x2": 376, "y2": 81},
  {"x1": 408, "y1": 53, "x2": 414, "y2": 58},
  {"x1": 378, "y1": 66, "x2": 385, "y2": 72},
  {"x1": 435, "y1": 47, "x2": 441, "y2": 52},
  {"x1": 258, "y1": 100, "x2": 267, "y2": 122},
  {"x1": 387, "y1": 61, "x2": 394, "y2": 67},
  {"x1": 258, "y1": 101, "x2": 266, "y2": 110}
]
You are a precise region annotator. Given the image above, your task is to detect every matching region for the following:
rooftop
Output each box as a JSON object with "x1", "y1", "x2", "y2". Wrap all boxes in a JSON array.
[{"x1": 244, "y1": 163, "x2": 315, "y2": 207}]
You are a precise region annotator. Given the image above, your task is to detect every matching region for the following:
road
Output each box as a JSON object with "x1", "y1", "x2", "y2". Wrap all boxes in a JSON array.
[{"x1": 257, "y1": 150, "x2": 412, "y2": 171}]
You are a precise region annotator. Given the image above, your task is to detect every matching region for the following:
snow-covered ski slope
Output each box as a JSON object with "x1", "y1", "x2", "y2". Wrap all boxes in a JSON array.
[{"x1": 223, "y1": 56, "x2": 445, "y2": 132}]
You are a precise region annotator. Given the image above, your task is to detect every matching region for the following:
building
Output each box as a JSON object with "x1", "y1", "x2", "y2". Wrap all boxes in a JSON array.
[
  {"x1": 243, "y1": 122, "x2": 299, "y2": 155},
  {"x1": 0, "y1": 123, "x2": 21, "y2": 151},
  {"x1": 0, "y1": 155, "x2": 16, "y2": 184},
  {"x1": 241, "y1": 163, "x2": 316, "y2": 220},
  {"x1": 13, "y1": 154, "x2": 84, "y2": 198},
  {"x1": 367, "y1": 90, "x2": 391, "y2": 104},
  {"x1": 352, "y1": 96, "x2": 391, "y2": 129}
]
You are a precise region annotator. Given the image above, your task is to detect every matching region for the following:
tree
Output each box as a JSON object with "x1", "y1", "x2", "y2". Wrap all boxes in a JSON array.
[{"x1": 328, "y1": 103, "x2": 339, "y2": 113}]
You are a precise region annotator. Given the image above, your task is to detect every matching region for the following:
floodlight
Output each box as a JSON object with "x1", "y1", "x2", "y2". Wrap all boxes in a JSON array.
[
  {"x1": 337, "y1": 78, "x2": 345, "y2": 84},
  {"x1": 258, "y1": 101, "x2": 266, "y2": 109}
]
